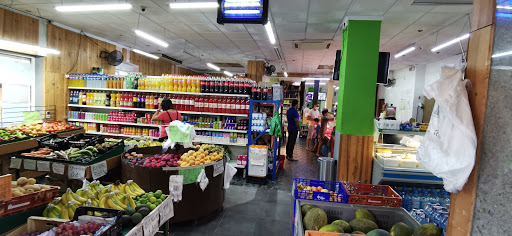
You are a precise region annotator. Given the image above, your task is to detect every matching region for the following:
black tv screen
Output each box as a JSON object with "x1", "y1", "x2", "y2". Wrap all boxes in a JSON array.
[
  {"x1": 377, "y1": 52, "x2": 390, "y2": 84},
  {"x1": 217, "y1": 0, "x2": 268, "y2": 25},
  {"x1": 333, "y1": 50, "x2": 341, "y2": 81}
]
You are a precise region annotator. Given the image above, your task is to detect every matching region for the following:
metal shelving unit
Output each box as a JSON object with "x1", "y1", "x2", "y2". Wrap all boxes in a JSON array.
[
  {"x1": 247, "y1": 99, "x2": 282, "y2": 181},
  {"x1": 68, "y1": 87, "x2": 250, "y2": 98}
]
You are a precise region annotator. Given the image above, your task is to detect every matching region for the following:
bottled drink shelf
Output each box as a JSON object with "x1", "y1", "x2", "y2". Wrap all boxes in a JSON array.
[
  {"x1": 85, "y1": 131, "x2": 159, "y2": 140},
  {"x1": 194, "y1": 128, "x2": 248, "y2": 133},
  {"x1": 194, "y1": 140, "x2": 247, "y2": 147},
  {"x1": 68, "y1": 119, "x2": 162, "y2": 127},
  {"x1": 68, "y1": 87, "x2": 250, "y2": 98},
  {"x1": 68, "y1": 104, "x2": 249, "y2": 117}
]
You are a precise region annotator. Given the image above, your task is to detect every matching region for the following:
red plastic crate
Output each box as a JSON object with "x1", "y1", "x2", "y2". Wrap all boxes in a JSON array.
[
  {"x1": 0, "y1": 186, "x2": 59, "y2": 217},
  {"x1": 343, "y1": 182, "x2": 402, "y2": 207}
]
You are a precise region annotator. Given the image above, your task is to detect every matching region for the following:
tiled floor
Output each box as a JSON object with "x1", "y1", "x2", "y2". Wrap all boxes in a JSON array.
[{"x1": 170, "y1": 138, "x2": 318, "y2": 235}]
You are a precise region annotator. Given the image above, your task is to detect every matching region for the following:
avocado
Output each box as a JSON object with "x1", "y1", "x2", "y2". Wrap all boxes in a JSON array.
[
  {"x1": 352, "y1": 231, "x2": 366, "y2": 234},
  {"x1": 349, "y1": 218, "x2": 378, "y2": 233},
  {"x1": 137, "y1": 207, "x2": 151, "y2": 217},
  {"x1": 355, "y1": 208, "x2": 376, "y2": 223},
  {"x1": 131, "y1": 213, "x2": 143, "y2": 224},
  {"x1": 319, "y1": 224, "x2": 344, "y2": 233},
  {"x1": 413, "y1": 223, "x2": 441, "y2": 236},
  {"x1": 135, "y1": 204, "x2": 149, "y2": 211},
  {"x1": 122, "y1": 215, "x2": 132, "y2": 227},
  {"x1": 124, "y1": 207, "x2": 135, "y2": 216}
]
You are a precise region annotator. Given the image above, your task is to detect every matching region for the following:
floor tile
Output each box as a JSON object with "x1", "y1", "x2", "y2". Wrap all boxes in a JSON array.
[
  {"x1": 215, "y1": 213, "x2": 259, "y2": 235},
  {"x1": 253, "y1": 218, "x2": 293, "y2": 236}
]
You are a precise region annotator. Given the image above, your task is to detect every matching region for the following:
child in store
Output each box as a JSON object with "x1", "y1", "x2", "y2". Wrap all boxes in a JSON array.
[{"x1": 311, "y1": 118, "x2": 320, "y2": 152}]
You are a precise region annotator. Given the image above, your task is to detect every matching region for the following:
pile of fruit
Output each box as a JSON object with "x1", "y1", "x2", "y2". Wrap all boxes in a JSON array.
[
  {"x1": 124, "y1": 139, "x2": 162, "y2": 148},
  {"x1": 125, "y1": 152, "x2": 181, "y2": 168},
  {"x1": 122, "y1": 190, "x2": 167, "y2": 227},
  {"x1": 296, "y1": 183, "x2": 333, "y2": 193},
  {"x1": 5, "y1": 121, "x2": 76, "y2": 136},
  {"x1": 55, "y1": 221, "x2": 106, "y2": 236},
  {"x1": 11, "y1": 177, "x2": 53, "y2": 197},
  {"x1": 0, "y1": 129, "x2": 26, "y2": 142},
  {"x1": 21, "y1": 146, "x2": 99, "y2": 162},
  {"x1": 178, "y1": 144, "x2": 225, "y2": 167},
  {"x1": 301, "y1": 204, "x2": 441, "y2": 236},
  {"x1": 17, "y1": 231, "x2": 40, "y2": 236}
]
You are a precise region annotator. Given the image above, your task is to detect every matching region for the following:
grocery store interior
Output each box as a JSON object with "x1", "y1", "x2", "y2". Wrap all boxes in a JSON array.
[{"x1": 0, "y1": 0, "x2": 509, "y2": 236}]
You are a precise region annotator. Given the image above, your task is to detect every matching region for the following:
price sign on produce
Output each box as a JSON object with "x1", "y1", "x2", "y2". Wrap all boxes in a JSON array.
[
  {"x1": 169, "y1": 175, "x2": 184, "y2": 202},
  {"x1": 213, "y1": 160, "x2": 224, "y2": 177},
  {"x1": 125, "y1": 224, "x2": 143, "y2": 236},
  {"x1": 159, "y1": 197, "x2": 174, "y2": 223},
  {"x1": 52, "y1": 163, "x2": 65, "y2": 175},
  {"x1": 142, "y1": 210, "x2": 159, "y2": 236},
  {"x1": 37, "y1": 161, "x2": 51, "y2": 172},
  {"x1": 23, "y1": 159, "x2": 36, "y2": 170},
  {"x1": 10, "y1": 158, "x2": 22, "y2": 169},
  {"x1": 91, "y1": 161, "x2": 107, "y2": 180},
  {"x1": 68, "y1": 165, "x2": 86, "y2": 180},
  {"x1": 178, "y1": 167, "x2": 204, "y2": 185}
]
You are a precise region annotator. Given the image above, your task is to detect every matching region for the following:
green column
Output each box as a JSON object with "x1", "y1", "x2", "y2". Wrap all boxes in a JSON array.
[{"x1": 336, "y1": 20, "x2": 381, "y2": 136}]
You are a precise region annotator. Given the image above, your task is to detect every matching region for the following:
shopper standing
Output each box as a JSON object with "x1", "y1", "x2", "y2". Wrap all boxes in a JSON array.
[
  {"x1": 286, "y1": 100, "x2": 302, "y2": 161},
  {"x1": 152, "y1": 98, "x2": 182, "y2": 142},
  {"x1": 306, "y1": 103, "x2": 320, "y2": 151},
  {"x1": 316, "y1": 109, "x2": 334, "y2": 157},
  {"x1": 302, "y1": 104, "x2": 311, "y2": 126}
]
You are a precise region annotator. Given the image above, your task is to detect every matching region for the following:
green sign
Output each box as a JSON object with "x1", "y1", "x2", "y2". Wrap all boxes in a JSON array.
[{"x1": 178, "y1": 167, "x2": 204, "y2": 185}]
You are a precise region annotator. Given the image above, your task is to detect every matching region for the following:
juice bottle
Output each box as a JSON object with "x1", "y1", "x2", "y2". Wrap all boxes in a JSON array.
[
  {"x1": 235, "y1": 98, "x2": 241, "y2": 114},
  {"x1": 144, "y1": 94, "x2": 150, "y2": 109},
  {"x1": 230, "y1": 97, "x2": 236, "y2": 114},
  {"x1": 169, "y1": 75, "x2": 175, "y2": 91},
  {"x1": 245, "y1": 99, "x2": 250, "y2": 114},
  {"x1": 190, "y1": 95, "x2": 196, "y2": 111},
  {"x1": 82, "y1": 90, "x2": 87, "y2": 105},
  {"x1": 154, "y1": 95, "x2": 159, "y2": 109},
  {"x1": 180, "y1": 76, "x2": 186, "y2": 92},
  {"x1": 194, "y1": 96, "x2": 199, "y2": 112},
  {"x1": 195, "y1": 77, "x2": 201, "y2": 93},
  {"x1": 197, "y1": 96, "x2": 203, "y2": 112},
  {"x1": 173, "y1": 76, "x2": 178, "y2": 91}
]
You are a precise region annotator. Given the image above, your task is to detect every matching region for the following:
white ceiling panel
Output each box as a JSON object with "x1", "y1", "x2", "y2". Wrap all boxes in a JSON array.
[
  {"x1": 187, "y1": 23, "x2": 220, "y2": 33},
  {"x1": 306, "y1": 23, "x2": 339, "y2": 34},
  {"x1": 348, "y1": 0, "x2": 397, "y2": 16},
  {"x1": 223, "y1": 32, "x2": 253, "y2": 40},
  {"x1": 415, "y1": 13, "x2": 461, "y2": 26},
  {"x1": 275, "y1": 23, "x2": 307, "y2": 33}
]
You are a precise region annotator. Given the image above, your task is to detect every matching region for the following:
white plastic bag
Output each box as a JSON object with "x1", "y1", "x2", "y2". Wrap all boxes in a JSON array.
[{"x1": 417, "y1": 67, "x2": 477, "y2": 193}]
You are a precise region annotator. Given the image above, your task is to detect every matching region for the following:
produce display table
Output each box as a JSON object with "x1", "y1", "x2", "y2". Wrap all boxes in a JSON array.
[
  {"x1": 371, "y1": 157, "x2": 443, "y2": 185},
  {"x1": 0, "y1": 205, "x2": 45, "y2": 234},
  {"x1": 121, "y1": 146, "x2": 226, "y2": 223}
]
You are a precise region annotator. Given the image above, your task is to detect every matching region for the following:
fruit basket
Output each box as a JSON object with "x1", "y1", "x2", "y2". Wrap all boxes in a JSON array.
[
  {"x1": 72, "y1": 206, "x2": 122, "y2": 236},
  {"x1": 0, "y1": 186, "x2": 59, "y2": 217},
  {"x1": 342, "y1": 182, "x2": 402, "y2": 207},
  {"x1": 294, "y1": 178, "x2": 348, "y2": 203},
  {"x1": 37, "y1": 134, "x2": 68, "y2": 151},
  {"x1": 65, "y1": 133, "x2": 103, "y2": 149}
]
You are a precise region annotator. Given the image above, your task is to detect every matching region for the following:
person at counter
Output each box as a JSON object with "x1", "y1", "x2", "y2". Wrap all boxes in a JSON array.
[
  {"x1": 385, "y1": 104, "x2": 396, "y2": 120},
  {"x1": 152, "y1": 98, "x2": 182, "y2": 142},
  {"x1": 316, "y1": 109, "x2": 335, "y2": 157},
  {"x1": 286, "y1": 100, "x2": 302, "y2": 161}
]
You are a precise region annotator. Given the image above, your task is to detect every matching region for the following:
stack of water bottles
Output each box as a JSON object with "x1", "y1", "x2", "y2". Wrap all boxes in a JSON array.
[
  {"x1": 251, "y1": 113, "x2": 267, "y2": 132},
  {"x1": 394, "y1": 186, "x2": 450, "y2": 236}
]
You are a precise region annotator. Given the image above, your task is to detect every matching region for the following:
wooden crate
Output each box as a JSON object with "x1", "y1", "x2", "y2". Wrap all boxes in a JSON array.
[{"x1": 5, "y1": 216, "x2": 67, "y2": 236}]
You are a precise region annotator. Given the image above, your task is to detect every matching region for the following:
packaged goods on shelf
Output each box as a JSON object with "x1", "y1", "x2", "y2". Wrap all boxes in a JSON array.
[
  {"x1": 172, "y1": 95, "x2": 249, "y2": 114},
  {"x1": 251, "y1": 84, "x2": 272, "y2": 100},
  {"x1": 236, "y1": 155, "x2": 247, "y2": 167},
  {"x1": 68, "y1": 111, "x2": 161, "y2": 125},
  {"x1": 248, "y1": 145, "x2": 268, "y2": 177},
  {"x1": 251, "y1": 112, "x2": 268, "y2": 132},
  {"x1": 194, "y1": 131, "x2": 247, "y2": 145},
  {"x1": 182, "y1": 116, "x2": 248, "y2": 131}
]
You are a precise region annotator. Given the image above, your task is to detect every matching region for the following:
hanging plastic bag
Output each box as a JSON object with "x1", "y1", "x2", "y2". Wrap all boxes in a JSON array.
[
  {"x1": 224, "y1": 163, "x2": 237, "y2": 189},
  {"x1": 162, "y1": 120, "x2": 196, "y2": 152},
  {"x1": 417, "y1": 67, "x2": 477, "y2": 193}
]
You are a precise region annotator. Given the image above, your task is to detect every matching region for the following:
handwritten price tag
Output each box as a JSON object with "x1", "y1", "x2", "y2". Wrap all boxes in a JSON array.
[
  {"x1": 213, "y1": 160, "x2": 224, "y2": 177},
  {"x1": 23, "y1": 159, "x2": 36, "y2": 170},
  {"x1": 37, "y1": 161, "x2": 51, "y2": 172},
  {"x1": 91, "y1": 161, "x2": 107, "y2": 180},
  {"x1": 68, "y1": 165, "x2": 86, "y2": 180},
  {"x1": 159, "y1": 197, "x2": 174, "y2": 223},
  {"x1": 142, "y1": 211, "x2": 159, "y2": 236},
  {"x1": 52, "y1": 163, "x2": 65, "y2": 175},
  {"x1": 125, "y1": 223, "x2": 143, "y2": 236},
  {"x1": 10, "y1": 158, "x2": 22, "y2": 169},
  {"x1": 169, "y1": 175, "x2": 184, "y2": 202}
]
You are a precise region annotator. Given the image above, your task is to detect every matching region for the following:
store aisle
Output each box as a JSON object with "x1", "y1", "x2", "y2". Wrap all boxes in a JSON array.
[{"x1": 170, "y1": 185, "x2": 293, "y2": 236}]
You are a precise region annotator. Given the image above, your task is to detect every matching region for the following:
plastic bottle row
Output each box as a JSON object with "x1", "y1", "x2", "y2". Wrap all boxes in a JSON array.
[
  {"x1": 68, "y1": 111, "x2": 161, "y2": 125},
  {"x1": 182, "y1": 116, "x2": 248, "y2": 130},
  {"x1": 67, "y1": 73, "x2": 255, "y2": 94},
  {"x1": 411, "y1": 204, "x2": 449, "y2": 236},
  {"x1": 194, "y1": 131, "x2": 248, "y2": 144},
  {"x1": 69, "y1": 90, "x2": 251, "y2": 114},
  {"x1": 393, "y1": 186, "x2": 450, "y2": 212}
]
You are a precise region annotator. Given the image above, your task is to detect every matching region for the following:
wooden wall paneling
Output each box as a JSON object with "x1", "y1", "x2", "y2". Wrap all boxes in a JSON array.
[
  {"x1": 247, "y1": 61, "x2": 264, "y2": 82},
  {"x1": 471, "y1": 0, "x2": 496, "y2": 31},
  {"x1": 337, "y1": 134, "x2": 373, "y2": 183},
  {"x1": 0, "y1": 9, "x2": 39, "y2": 52},
  {"x1": 445, "y1": 24, "x2": 494, "y2": 236}
]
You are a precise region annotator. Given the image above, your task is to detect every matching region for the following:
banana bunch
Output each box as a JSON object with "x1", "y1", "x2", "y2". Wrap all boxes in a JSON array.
[
  {"x1": 112, "y1": 181, "x2": 126, "y2": 194},
  {"x1": 121, "y1": 193, "x2": 136, "y2": 209},
  {"x1": 61, "y1": 200, "x2": 79, "y2": 220},
  {"x1": 43, "y1": 197, "x2": 65, "y2": 219},
  {"x1": 97, "y1": 185, "x2": 113, "y2": 199},
  {"x1": 99, "y1": 190, "x2": 127, "y2": 210},
  {"x1": 125, "y1": 180, "x2": 145, "y2": 197},
  {"x1": 62, "y1": 188, "x2": 87, "y2": 205},
  {"x1": 86, "y1": 180, "x2": 104, "y2": 193}
]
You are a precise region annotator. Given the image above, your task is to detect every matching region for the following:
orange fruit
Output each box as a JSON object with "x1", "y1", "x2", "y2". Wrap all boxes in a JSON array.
[
  {"x1": 311, "y1": 187, "x2": 318, "y2": 192},
  {"x1": 317, "y1": 186, "x2": 323, "y2": 191}
]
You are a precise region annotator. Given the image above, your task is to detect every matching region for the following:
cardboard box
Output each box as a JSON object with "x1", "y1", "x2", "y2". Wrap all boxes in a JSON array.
[{"x1": 5, "y1": 216, "x2": 67, "y2": 236}]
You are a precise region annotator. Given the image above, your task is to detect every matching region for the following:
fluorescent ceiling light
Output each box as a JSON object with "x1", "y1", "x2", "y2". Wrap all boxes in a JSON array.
[
  {"x1": 431, "y1": 33, "x2": 470, "y2": 52},
  {"x1": 497, "y1": 5, "x2": 512, "y2": 10},
  {"x1": 0, "y1": 39, "x2": 60, "y2": 56},
  {"x1": 335, "y1": 86, "x2": 339, "y2": 90},
  {"x1": 169, "y1": 2, "x2": 219, "y2": 9},
  {"x1": 224, "y1": 10, "x2": 260, "y2": 14},
  {"x1": 133, "y1": 49, "x2": 158, "y2": 59},
  {"x1": 302, "y1": 77, "x2": 330, "y2": 81},
  {"x1": 134, "y1": 30, "x2": 168, "y2": 48},
  {"x1": 394, "y1": 46, "x2": 416, "y2": 58},
  {"x1": 224, "y1": 2, "x2": 261, "y2": 7},
  {"x1": 207, "y1": 63, "x2": 221, "y2": 71},
  {"x1": 305, "y1": 82, "x2": 326, "y2": 85},
  {"x1": 224, "y1": 71, "x2": 233, "y2": 77},
  {"x1": 492, "y1": 50, "x2": 512, "y2": 58},
  {"x1": 292, "y1": 82, "x2": 300, "y2": 86},
  {"x1": 265, "y1": 22, "x2": 276, "y2": 45},
  {"x1": 284, "y1": 72, "x2": 288, "y2": 77},
  {"x1": 55, "y1": 3, "x2": 132, "y2": 12}
]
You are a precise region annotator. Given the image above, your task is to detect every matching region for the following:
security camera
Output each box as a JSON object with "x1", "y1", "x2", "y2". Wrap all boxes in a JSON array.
[{"x1": 141, "y1": 6, "x2": 147, "y2": 12}]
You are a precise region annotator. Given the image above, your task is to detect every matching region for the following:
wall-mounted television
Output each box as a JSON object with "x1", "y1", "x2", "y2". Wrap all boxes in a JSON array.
[
  {"x1": 217, "y1": 0, "x2": 268, "y2": 25},
  {"x1": 306, "y1": 92, "x2": 327, "y2": 102},
  {"x1": 377, "y1": 52, "x2": 390, "y2": 84},
  {"x1": 333, "y1": 50, "x2": 341, "y2": 81}
]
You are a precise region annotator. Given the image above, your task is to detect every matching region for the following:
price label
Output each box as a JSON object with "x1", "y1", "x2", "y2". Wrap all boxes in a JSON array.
[
  {"x1": 9, "y1": 158, "x2": 22, "y2": 169},
  {"x1": 52, "y1": 163, "x2": 65, "y2": 175},
  {"x1": 68, "y1": 165, "x2": 86, "y2": 180},
  {"x1": 23, "y1": 159, "x2": 36, "y2": 170},
  {"x1": 213, "y1": 160, "x2": 224, "y2": 177},
  {"x1": 37, "y1": 161, "x2": 51, "y2": 172},
  {"x1": 125, "y1": 223, "x2": 143, "y2": 236},
  {"x1": 142, "y1": 210, "x2": 159, "y2": 236},
  {"x1": 168, "y1": 175, "x2": 184, "y2": 202},
  {"x1": 178, "y1": 167, "x2": 203, "y2": 185},
  {"x1": 159, "y1": 197, "x2": 174, "y2": 223},
  {"x1": 91, "y1": 161, "x2": 107, "y2": 180}
]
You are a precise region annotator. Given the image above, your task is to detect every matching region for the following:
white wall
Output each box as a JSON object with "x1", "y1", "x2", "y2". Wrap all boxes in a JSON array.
[
  {"x1": 381, "y1": 67, "x2": 416, "y2": 122},
  {"x1": 425, "y1": 54, "x2": 463, "y2": 87}
]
